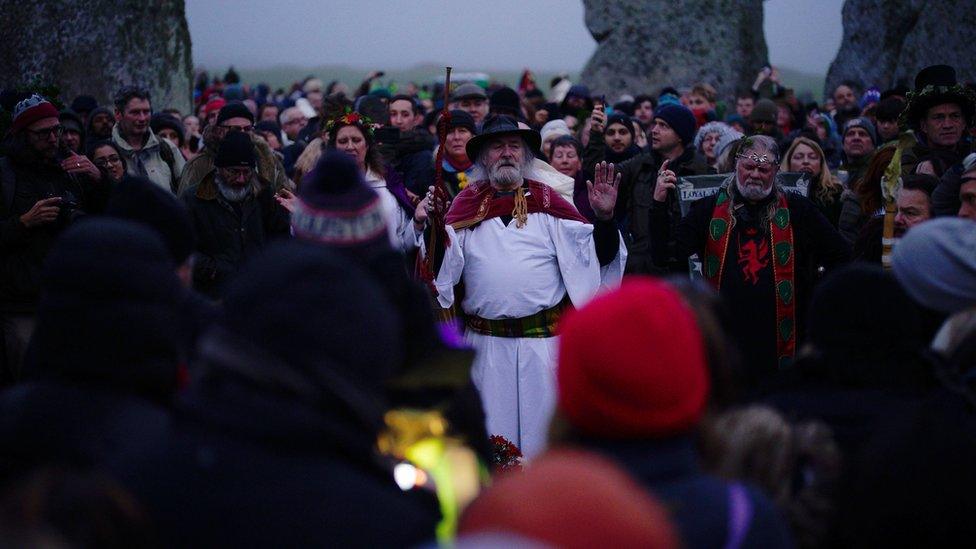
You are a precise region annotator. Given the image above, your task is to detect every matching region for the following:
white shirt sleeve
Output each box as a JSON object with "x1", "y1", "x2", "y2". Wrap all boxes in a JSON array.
[{"x1": 419, "y1": 225, "x2": 465, "y2": 309}]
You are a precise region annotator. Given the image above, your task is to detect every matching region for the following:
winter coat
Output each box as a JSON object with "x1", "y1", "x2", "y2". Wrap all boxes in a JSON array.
[
  {"x1": 613, "y1": 147, "x2": 711, "y2": 274},
  {"x1": 112, "y1": 125, "x2": 185, "y2": 192},
  {"x1": 115, "y1": 338, "x2": 441, "y2": 548},
  {"x1": 583, "y1": 436, "x2": 794, "y2": 549},
  {"x1": 178, "y1": 132, "x2": 291, "y2": 195},
  {"x1": 0, "y1": 154, "x2": 110, "y2": 313},
  {"x1": 0, "y1": 381, "x2": 172, "y2": 484},
  {"x1": 652, "y1": 189, "x2": 850, "y2": 390},
  {"x1": 181, "y1": 173, "x2": 290, "y2": 298}
]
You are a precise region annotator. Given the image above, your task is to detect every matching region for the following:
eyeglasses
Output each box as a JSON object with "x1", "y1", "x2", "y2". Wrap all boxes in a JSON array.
[
  {"x1": 220, "y1": 124, "x2": 253, "y2": 133},
  {"x1": 220, "y1": 167, "x2": 253, "y2": 179},
  {"x1": 93, "y1": 154, "x2": 122, "y2": 168},
  {"x1": 27, "y1": 125, "x2": 63, "y2": 139}
]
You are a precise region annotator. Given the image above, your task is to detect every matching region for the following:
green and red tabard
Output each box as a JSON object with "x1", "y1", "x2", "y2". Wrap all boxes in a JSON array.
[{"x1": 703, "y1": 189, "x2": 796, "y2": 368}]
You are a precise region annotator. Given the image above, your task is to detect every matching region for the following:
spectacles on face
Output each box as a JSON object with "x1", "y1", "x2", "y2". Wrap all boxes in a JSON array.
[
  {"x1": 93, "y1": 154, "x2": 122, "y2": 168},
  {"x1": 221, "y1": 167, "x2": 253, "y2": 180},
  {"x1": 220, "y1": 124, "x2": 253, "y2": 133},
  {"x1": 27, "y1": 125, "x2": 63, "y2": 139}
]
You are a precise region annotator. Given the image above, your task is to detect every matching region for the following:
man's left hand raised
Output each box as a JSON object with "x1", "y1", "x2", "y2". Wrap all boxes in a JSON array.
[{"x1": 587, "y1": 161, "x2": 620, "y2": 221}]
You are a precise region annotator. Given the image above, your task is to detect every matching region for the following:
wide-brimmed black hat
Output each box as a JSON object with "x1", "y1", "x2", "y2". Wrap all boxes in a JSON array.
[
  {"x1": 465, "y1": 114, "x2": 541, "y2": 161},
  {"x1": 901, "y1": 64, "x2": 976, "y2": 129}
]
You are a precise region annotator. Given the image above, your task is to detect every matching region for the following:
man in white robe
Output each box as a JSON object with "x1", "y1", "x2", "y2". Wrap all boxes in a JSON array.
[{"x1": 417, "y1": 115, "x2": 626, "y2": 458}]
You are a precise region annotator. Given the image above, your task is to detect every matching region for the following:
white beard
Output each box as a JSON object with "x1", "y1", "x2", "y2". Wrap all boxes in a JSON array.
[
  {"x1": 489, "y1": 163, "x2": 523, "y2": 188},
  {"x1": 735, "y1": 177, "x2": 773, "y2": 201},
  {"x1": 217, "y1": 180, "x2": 250, "y2": 202}
]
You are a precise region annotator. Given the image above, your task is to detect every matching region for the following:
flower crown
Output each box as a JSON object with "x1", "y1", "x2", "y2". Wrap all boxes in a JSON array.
[{"x1": 325, "y1": 109, "x2": 374, "y2": 136}]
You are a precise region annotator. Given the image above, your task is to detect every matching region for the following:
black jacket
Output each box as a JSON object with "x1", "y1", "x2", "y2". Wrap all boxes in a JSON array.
[
  {"x1": 0, "y1": 152, "x2": 109, "y2": 312},
  {"x1": 653, "y1": 189, "x2": 850, "y2": 390},
  {"x1": 0, "y1": 382, "x2": 172, "y2": 485},
  {"x1": 116, "y1": 341, "x2": 441, "y2": 548},
  {"x1": 181, "y1": 174, "x2": 290, "y2": 298},
  {"x1": 612, "y1": 147, "x2": 711, "y2": 274}
]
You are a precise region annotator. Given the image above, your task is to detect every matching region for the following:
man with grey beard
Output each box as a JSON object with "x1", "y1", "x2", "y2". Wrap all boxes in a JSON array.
[
  {"x1": 417, "y1": 115, "x2": 627, "y2": 458},
  {"x1": 651, "y1": 135, "x2": 850, "y2": 393},
  {"x1": 181, "y1": 131, "x2": 290, "y2": 298}
]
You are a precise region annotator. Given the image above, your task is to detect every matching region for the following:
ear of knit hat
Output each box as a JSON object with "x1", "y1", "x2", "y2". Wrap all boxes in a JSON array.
[
  {"x1": 653, "y1": 104, "x2": 697, "y2": 146},
  {"x1": 892, "y1": 218, "x2": 976, "y2": 314},
  {"x1": 557, "y1": 277, "x2": 709, "y2": 438}
]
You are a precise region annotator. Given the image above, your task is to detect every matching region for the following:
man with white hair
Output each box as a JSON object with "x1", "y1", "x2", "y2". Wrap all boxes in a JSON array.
[
  {"x1": 651, "y1": 135, "x2": 850, "y2": 392},
  {"x1": 417, "y1": 115, "x2": 626, "y2": 458}
]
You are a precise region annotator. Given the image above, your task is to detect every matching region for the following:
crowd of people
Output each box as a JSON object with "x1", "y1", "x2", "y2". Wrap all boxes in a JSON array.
[{"x1": 0, "y1": 58, "x2": 974, "y2": 547}]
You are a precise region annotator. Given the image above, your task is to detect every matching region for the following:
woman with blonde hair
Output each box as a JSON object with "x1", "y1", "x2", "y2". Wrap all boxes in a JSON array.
[{"x1": 781, "y1": 137, "x2": 844, "y2": 227}]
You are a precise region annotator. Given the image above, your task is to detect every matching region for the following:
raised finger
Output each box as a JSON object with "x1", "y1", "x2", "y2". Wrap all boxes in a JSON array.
[
  {"x1": 613, "y1": 172, "x2": 622, "y2": 189},
  {"x1": 659, "y1": 158, "x2": 670, "y2": 174}
]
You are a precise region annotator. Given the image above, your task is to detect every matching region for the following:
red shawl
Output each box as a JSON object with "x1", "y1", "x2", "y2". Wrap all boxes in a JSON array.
[{"x1": 445, "y1": 179, "x2": 588, "y2": 230}]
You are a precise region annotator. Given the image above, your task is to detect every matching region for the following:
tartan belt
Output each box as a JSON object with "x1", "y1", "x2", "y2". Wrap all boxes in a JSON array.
[{"x1": 465, "y1": 296, "x2": 570, "y2": 338}]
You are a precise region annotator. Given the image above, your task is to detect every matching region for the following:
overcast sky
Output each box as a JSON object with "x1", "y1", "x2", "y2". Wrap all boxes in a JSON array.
[{"x1": 187, "y1": 0, "x2": 845, "y2": 75}]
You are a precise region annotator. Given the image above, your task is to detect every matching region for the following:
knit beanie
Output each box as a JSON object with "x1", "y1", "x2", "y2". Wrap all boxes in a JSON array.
[
  {"x1": 892, "y1": 217, "x2": 976, "y2": 314},
  {"x1": 605, "y1": 112, "x2": 635, "y2": 138},
  {"x1": 27, "y1": 219, "x2": 183, "y2": 403},
  {"x1": 70, "y1": 95, "x2": 98, "y2": 115},
  {"x1": 490, "y1": 87, "x2": 521, "y2": 117},
  {"x1": 214, "y1": 131, "x2": 256, "y2": 168},
  {"x1": 105, "y1": 176, "x2": 196, "y2": 265},
  {"x1": 292, "y1": 151, "x2": 392, "y2": 254},
  {"x1": 150, "y1": 113, "x2": 184, "y2": 141},
  {"x1": 843, "y1": 117, "x2": 879, "y2": 146},
  {"x1": 557, "y1": 277, "x2": 709, "y2": 438},
  {"x1": 805, "y1": 264, "x2": 929, "y2": 386},
  {"x1": 58, "y1": 110, "x2": 84, "y2": 135},
  {"x1": 540, "y1": 119, "x2": 571, "y2": 144},
  {"x1": 445, "y1": 109, "x2": 476, "y2": 134},
  {"x1": 693, "y1": 121, "x2": 730, "y2": 151},
  {"x1": 203, "y1": 97, "x2": 227, "y2": 118},
  {"x1": 714, "y1": 129, "x2": 745, "y2": 159},
  {"x1": 216, "y1": 100, "x2": 254, "y2": 125},
  {"x1": 10, "y1": 94, "x2": 60, "y2": 134},
  {"x1": 653, "y1": 104, "x2": 697, "y2": 146},
  {"x1": 219, "y1": 239, "x2": 401, "y2": 402},
  {"x1": 750, "y1": 99, "x2": 778, "y2": 125}
]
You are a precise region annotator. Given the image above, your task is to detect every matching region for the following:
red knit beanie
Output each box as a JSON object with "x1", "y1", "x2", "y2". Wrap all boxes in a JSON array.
[
  {"x1": 557, "y1": 277, "x2": 709, "y2": 438},
  {"x1": 10, "y1": 94, "x2": 60, "y2": 135}
]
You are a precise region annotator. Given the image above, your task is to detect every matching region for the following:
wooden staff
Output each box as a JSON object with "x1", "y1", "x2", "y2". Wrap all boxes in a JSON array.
[{"x1": 418, "y1": 67, "x2": 453, "y2": 295}]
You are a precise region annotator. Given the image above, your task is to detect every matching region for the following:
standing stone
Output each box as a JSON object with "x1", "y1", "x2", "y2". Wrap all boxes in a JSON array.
[
  {"x1": 580, "y1": 0, "x2": 768, "y2": 100},
  {"x1": 825, "y1": 0, "x2": 976, "y2": 96},
  {"x1": 0, "y1": 0, "x2": 192, "y2": 114}
]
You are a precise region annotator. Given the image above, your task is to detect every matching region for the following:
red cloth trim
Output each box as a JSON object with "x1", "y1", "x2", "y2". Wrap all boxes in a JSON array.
[{"x1": 445, "y1": 179, "x2": 588, "y2": 229}]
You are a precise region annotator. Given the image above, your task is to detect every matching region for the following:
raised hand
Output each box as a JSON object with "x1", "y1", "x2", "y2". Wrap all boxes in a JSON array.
[
  {"x1": 275, "y1": 188, "x2": 297, "y2": 213},
  {"x1": 653, "y1": 158, "x2": 677, "y2": 203},
  {"x1": 590, "y1": 104, "x2": 607, "y2": 134},
  {"x1": 586, "y1": 161, "x2": 620, "y2": 221}
]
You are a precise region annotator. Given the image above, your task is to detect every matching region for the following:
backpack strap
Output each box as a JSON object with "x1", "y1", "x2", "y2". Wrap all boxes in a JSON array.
[
  {"x1": 723, "y1": 483, "x2": 754, "y2": 549},
  {"x1": 158, "y1": 139, "x2": 179, "y2": 193}
]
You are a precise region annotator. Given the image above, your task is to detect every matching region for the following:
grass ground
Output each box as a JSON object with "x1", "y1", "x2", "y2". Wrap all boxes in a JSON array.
[{"x1": 223, "y1": 63, "x2": 826, "y2": 102}]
